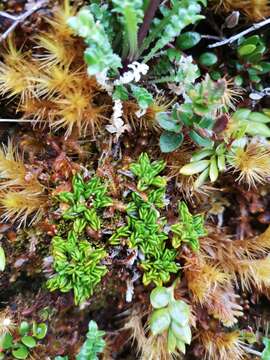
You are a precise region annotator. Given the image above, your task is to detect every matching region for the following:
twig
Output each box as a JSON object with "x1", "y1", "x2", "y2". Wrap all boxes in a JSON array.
[
  {"x1": 0, "y1": 12, "x2": 18, "y2": 21},
  {"x1": 241, "y1": 345, "x2": 262, "y2": 357},
  {"x1": 201, "y1": 35, "x2": 222, "y2": 41},
  {"x1": 0, "y1": 0, "x2": 48, "y2": 42},
  {"x1": 208, "y1": 17, "x2": 270, "y2": 48},
  {"x1": 0, "y1": 119, "x2": 44, "y2": 122}
]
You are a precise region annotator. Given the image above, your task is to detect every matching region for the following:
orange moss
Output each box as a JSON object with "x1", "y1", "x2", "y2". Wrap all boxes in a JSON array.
[
  {"x1": 200, "y1": 330, "x2": 245, "y2": 360},
  {"x1": 211, "y1": 0, "x2": 270, "y2": 21}
]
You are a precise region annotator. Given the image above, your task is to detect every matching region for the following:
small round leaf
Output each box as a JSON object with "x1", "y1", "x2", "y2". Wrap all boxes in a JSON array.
[
  {"x1": 12, "y1": 345, "x2": 29, "y2": 360},
  {"x1": 156, "y1": 113, "x2": 181, "y2": 132},
  {"x1": 0, "y1": 333, "x2": 13, "y2": 350},
  {"x1": 238, "y1": 44, "x2": 256, "y2": 56},
  {"x1": 150, "y1": 287, "x2": 170, "y2": 309},
  {"x1": 21, "y1": 336, "x2": 36, "y2": 348},
  {"x1": 176, "y1": 32, "x2": 201, "y2": 50},
  {"x1": 19, "y1": 321, "x2": 30, "y2": 336},
  {"x1": 199, "y1": 52, "x2": 218, "y2": 66},
  {"x1": 159, "y1": 132, "x2": 183, "y2": 153},
  {"x1": 33, "y1": 323, "x2": 48, "y2": 339},
  {"x1": 149, "y1": 308, "x2": 171, "y2": 335}
]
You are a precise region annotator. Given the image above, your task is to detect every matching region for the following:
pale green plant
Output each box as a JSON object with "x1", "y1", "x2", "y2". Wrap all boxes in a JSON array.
[{"x1": 149, "y1": 284, "x2": 192, "y2": 355}]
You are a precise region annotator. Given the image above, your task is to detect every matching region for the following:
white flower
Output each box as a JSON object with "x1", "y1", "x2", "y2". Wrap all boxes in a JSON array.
[
  {"x1": 106, "y1": 100, "x2": 130, "y2": 141},
  {"x1": 114, "y1": 61, "x2": 149, "y2": 85},
  {"x1": 128, "y1": 61, "x2": 149, "y2": 82},
  {"x1": 95, "y1": 69, "x2": 114, "y2": 95}
]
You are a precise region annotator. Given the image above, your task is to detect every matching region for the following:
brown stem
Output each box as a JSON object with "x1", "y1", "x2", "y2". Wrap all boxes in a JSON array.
[{"x1": 138, "y1": 0, "x2": 161, "y2": 49}]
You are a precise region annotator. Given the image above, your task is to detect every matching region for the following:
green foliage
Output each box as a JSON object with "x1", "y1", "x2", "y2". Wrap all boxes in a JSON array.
[
  {"x1": 236, "y1": 35, "x2": 268, "y2": 86},
  {"x1": 176, "y1": 31, "x2": 201, "y2": 50},
  {"x1": 171, "y1": 202, "x2": 207, "y2": 251},
  {"x1": 67, "y1": 1, "x2": 206, "y2": 114},
  {"x1": 129, "y1": 152, "x2": 166, "y2": 191},
  {"x1": 68, "y1": 7, "x2": 122, "y2": 75},
  {"x1": 55, "y1": 321, "x2": 106, "y2": 360},
  {"x1": 58, "y1": 174, "x2": 112, "y2": 231},
  {"x1": 149, "y1": 284, "x2": 191, "y2": 355},
  {"x1": 76, "y1": 320, "x2": 106, "y2": 360},
  {"x1": 229, "y1": 108, "x2": 270, "y2": 139},
  {"x1": 130, "y1": 84, "x2": 153, "y2": 109},
  {"x1": 47, "y1": 229, "x2": 107, "y2": 305},
  {"x1": 110, "y1": 153, "x2": 179, "y2": 286},
  {"x1": 262, "y1": 337, "x2": 270, "y2": 360},
  {"x1": 180, "y1": 144, "x2": 227, "y2": 187},
  {"x1": 112, "y1": 0, "x2": 144, "y2": 59},
  {"x1": 199, "y1": 52, "x2": 218, "y2": 67},
  {"x1": 142, "y1": 0, "x2": 205, "y2": 62},
  {"x1": 0, "y1": 321, "x2": 47, "y2": 359},
  {"x1": 157, "y1": 75, "x2": 228, "y2": 153},
  {"x1": 48, "y1": 174, "x2": 112, "y2": 305}
]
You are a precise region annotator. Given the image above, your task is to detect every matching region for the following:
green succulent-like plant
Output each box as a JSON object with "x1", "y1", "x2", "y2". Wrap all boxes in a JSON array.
[
  {"x1": 157, "y1": 75, "x2": 228, "y2": 153},
  {"x1": 129, "y1": 152, "x2": 167, "y2": 191},
  {"x1": 0, "y1": 321, "x2": 47, "y2": 360},
  {"x1": 227, "y1": 108, "x2": 270, "y2": 139},
  {"x1": 180, "y1": 143, "x2": 228, "y2": 187},
  {"x1": 236, "y1": 35, "x2": 270, "y2": 87},
  {"x1": 47, "y1": 228, "x2": 107, "y2": 305},
  {"x1": 54, "y1": 320, "x2": 106, "y2": 360},
  {"x1": 76, "y1": 320, "x2": 106, "y2": 360},
  {"x1": 110, "y1": 153, "x2": 179, "y2": 286},
  {"x1": 58, "y1": 174, "x2": 112, "y2": 231},
  {"x1": 171, "y1": 202, "x2": 207, "y2": 251},
  {"x1": 149, "y1": 284, "x2": 191, "y2": 355}
]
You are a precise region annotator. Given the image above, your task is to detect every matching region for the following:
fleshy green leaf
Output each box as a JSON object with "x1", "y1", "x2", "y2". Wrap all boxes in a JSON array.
[
  {"x1": 149, "y1": 308, "x2": 171, "y2": 335},
  {"x1": 176, "y1": 31, "x2": 201, "y2": 50},
  {"x1": 159, "y1": 132, "x2": 183, "y2": 153},
  {"x1": 156, "y1": 113, "x2": 181, "y2": 132},
  {"x1": 19, "y1": 321, "x2": 30, "y2": 337},
  {"x1": 150, "y1": 287, "x2": 170, "y2": 309},
  {"x1": 12, "y1": 345, "x2": 29, "y2": 360},
  {"x1": 21, "y1": 336, "x2": 36, "y2": 348}
]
